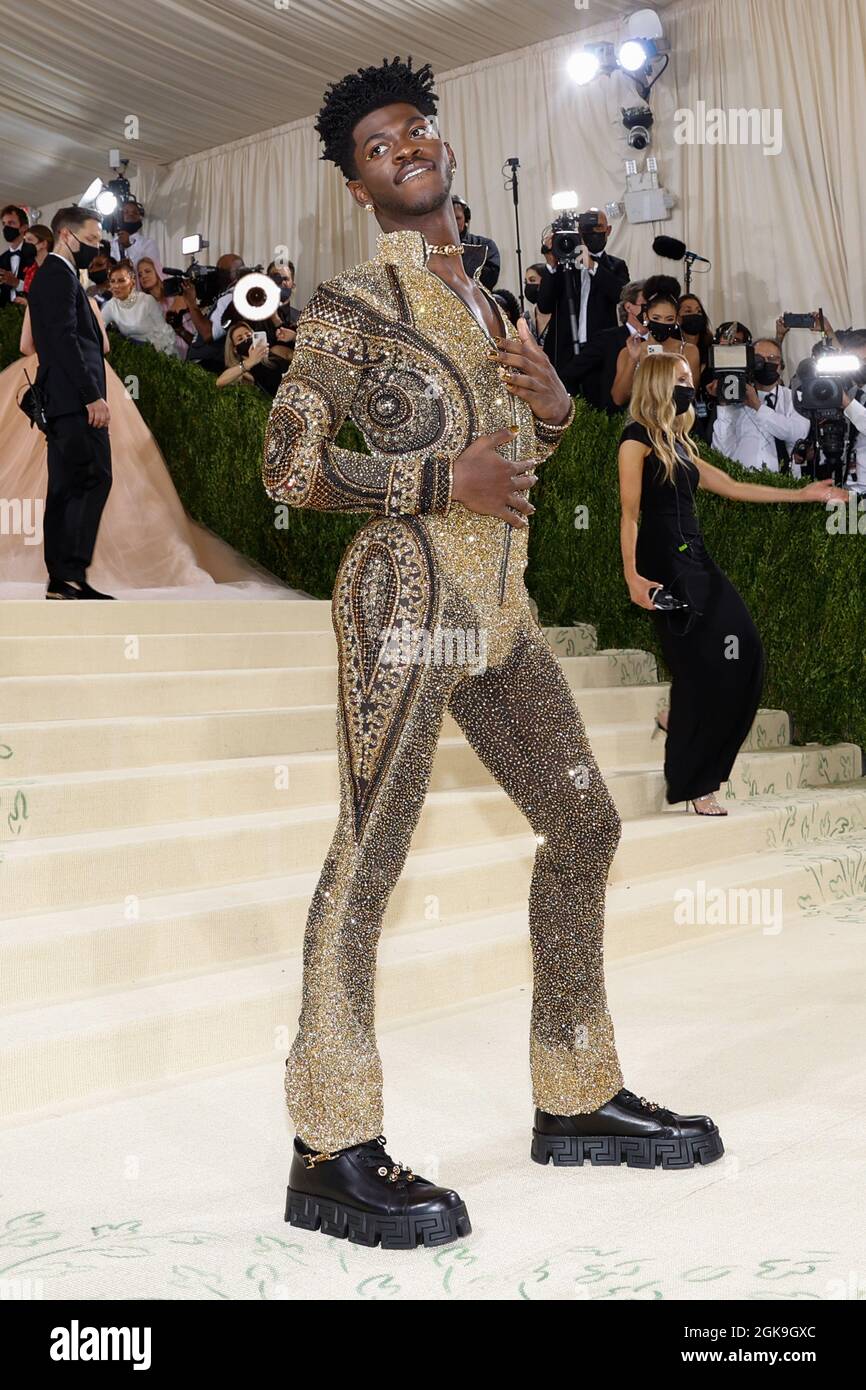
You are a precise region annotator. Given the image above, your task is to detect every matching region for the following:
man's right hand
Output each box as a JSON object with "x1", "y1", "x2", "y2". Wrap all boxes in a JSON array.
[
  {"x1": 450, "y1": 428, "x2": 538, "y2": 526},
  {"x1": 86, "y1": 398, "x2": 110, "y2": 428}
]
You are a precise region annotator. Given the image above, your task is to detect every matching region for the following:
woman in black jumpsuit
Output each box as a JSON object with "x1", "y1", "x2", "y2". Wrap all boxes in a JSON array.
[{"x1": 617, "y1": 351, "x2": 845, "y2": 815}]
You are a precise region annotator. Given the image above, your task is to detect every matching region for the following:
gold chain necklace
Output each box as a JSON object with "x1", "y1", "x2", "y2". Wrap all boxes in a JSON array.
[{"x1": 425, "y1": 243, "x2": 464, "y2": 256}]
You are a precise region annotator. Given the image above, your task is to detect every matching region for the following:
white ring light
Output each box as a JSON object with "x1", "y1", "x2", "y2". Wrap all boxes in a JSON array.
[{"x1": 232, "y1": 271, "x2": 280, "y2": 321}]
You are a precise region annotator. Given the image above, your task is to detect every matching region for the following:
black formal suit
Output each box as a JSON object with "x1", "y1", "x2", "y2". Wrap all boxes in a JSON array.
[
  {"x1": 537, "y1": 251, "x2": 629, "y2": 383},
  {"x1": 460, "y1": 232, "x2": 501, "y2": 289},
  {"x1": 0, "y1": 240, "x2": 29, "y2": 306},
  {"x1": 562, "y1": 323, "x2": 633, "y2": 412},
  {"x1": 27, "y1": 253, "x2": 112, "y2": 585}
]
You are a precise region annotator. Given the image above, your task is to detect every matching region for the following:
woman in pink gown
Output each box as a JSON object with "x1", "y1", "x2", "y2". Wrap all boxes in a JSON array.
[{"x1": 0, "y1": 298, "x2": 292, "y2": 599}]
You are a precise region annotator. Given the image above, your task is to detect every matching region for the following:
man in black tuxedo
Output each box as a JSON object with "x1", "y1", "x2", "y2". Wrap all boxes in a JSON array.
[
  {"x1": 563, "y1": 280, "x2": 647, "y2": 412},
  {"x1": 537, "y1": 208, "x2": 629, "y2": 385},
  {"x1": 27, "y1": 206, "x2": 114, "y2": 600},
  {"x1": 452, "y1": 195, "x2": 501, "y2": 289},
  {"x1": 0, "y1": 204, "x2": 34, "y2": 307}
]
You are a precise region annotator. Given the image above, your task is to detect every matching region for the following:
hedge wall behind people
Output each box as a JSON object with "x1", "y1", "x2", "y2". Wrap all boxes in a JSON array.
[{"x1": 2, "y1": 306, "x2": 863, "y2": 753}]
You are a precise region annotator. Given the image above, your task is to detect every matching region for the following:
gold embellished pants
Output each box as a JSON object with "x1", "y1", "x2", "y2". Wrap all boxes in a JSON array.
[{"x1": 285, "y1": 517, "x2": 625, "y2": 1151}]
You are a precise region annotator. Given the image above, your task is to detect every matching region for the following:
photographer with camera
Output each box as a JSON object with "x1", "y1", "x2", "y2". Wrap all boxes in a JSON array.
[
  {"x1": 183, "y1": 252, "x2": 247, "y2": 371},
  {"x1": 783, "y1": 312, "x2": 864, "y2": 484},
  {"x1": 537, "y1": 208, "x2": 629, "y2": 385},
  {"x1": 611, "y1": 292, "x2": 700, "y2": 409},
  {"x1": 136, "y1": 257, "x2": 198, "y2": 358},
  {"x1": 109, "y1": 199, "x2": 162, "y2": 279},
  {"x1": 711, "y1": 336, "x2": 809, "y2": 473}
]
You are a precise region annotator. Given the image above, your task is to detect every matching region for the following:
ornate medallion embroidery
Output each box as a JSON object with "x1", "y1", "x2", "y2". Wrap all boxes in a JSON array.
[{"x1": 333, "y1": 517, "x2": 438, "y2": 839}]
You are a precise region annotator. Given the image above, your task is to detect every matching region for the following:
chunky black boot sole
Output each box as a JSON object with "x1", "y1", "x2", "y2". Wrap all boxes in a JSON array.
[
  {"x1": 531, "y1": 1126, "x2": 724, "y2": 1169},
  {"x1": 285, "y1": 1187, "x2": 472, "y2": 1249}
]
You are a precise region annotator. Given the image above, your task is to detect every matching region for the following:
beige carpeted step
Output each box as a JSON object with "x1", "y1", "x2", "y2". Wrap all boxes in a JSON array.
[
  {"x1": 0, "y1": 686, "x2": 676, "y2": 776},
  {"x1": 2, "y1": 744, "x2": 860, "y2": 918},
  {"x1": 0, "y1": 631, "x2": 340, "y2": 675},
  {"x1": 0, "y1": 598, "x2": 331, "y2": 633},
  {"x1": 0, "y1": 651, "x2": 660, "y2": 723},
  {"x1": 2, "y1": 784, "x2": 865, "y2": 1014},
  {"x1": 2, "y1": 599, "x2": 864, "y2": 1122},
  {"x1": 0, "y1": 728, "x2": 845, "y2": 845},
  {"x1": 1, "y1": 827, "x2": 865, "y2": 1117},
  {"x1": 0, "y1": 623, "x2": 600, "y2": 676}
]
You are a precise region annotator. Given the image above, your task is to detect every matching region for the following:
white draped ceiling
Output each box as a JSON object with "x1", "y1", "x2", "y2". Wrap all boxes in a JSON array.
[{"x1": 10, "y1": 0, "x2": 866, "y2": 338}]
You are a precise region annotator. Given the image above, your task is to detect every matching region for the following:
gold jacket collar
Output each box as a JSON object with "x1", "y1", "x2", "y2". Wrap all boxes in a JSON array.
[{"x1": 375, "y1": 228, "x2": 487, "y2": 280}]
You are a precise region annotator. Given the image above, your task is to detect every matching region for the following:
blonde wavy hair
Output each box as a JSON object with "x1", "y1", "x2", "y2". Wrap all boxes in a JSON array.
[{"x1": 629, "y1": 350, "x2": 701, "y2": 482}]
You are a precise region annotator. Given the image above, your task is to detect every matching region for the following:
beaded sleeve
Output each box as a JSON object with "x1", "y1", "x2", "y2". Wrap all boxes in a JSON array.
[{"x1": 262, "y1": 289, "x2": 453, "y2": 517}]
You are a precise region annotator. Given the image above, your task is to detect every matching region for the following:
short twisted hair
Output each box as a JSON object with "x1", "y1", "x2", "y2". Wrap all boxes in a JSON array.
[{"x1": 315, "y1": 55, "x2": 439, "y2": 181}]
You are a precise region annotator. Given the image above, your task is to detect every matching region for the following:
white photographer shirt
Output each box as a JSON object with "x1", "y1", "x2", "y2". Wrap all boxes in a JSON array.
[
  {"x1": 843, "y1": 391, "x2": 866, "y2": 484},
  {"x1": 544, "y1": 257, "x2": 597, "y2": 346},
  {"x1": 110, "y1": 230, "x2": 163, "y2": 278},
  {"x1": 712, "y1": 384, "x2": 810, "y2": 472}
]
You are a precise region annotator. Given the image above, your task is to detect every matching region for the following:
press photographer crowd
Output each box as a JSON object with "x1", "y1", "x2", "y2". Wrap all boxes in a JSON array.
[{"x1": 4, "y1": 193, "x2": 866, "y2": 492}]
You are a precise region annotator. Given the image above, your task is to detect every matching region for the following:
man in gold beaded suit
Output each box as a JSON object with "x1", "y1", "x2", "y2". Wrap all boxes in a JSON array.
[{"x1": 263, "y1": 56, "x2": 723, "y2": 1252}]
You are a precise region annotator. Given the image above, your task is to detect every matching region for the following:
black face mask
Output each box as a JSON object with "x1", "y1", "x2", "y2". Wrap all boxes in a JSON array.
[
  {"x1": 582, "y1": 232, "x2": 607, "y2": 255},
  {"x1": 269, "y1": 273, "x2": 292, "y2": 299},
  {"x1": 69, "y1": 233, "x2": 100, "y2": 271},
  {"x1": 679, "y1": 313, "x2": 705, "y2": 336},
  {"x1": 236, "y1": 337, "x2": 253, "y2": 357},
  {"x1": 524, "y1": 282, "x2": 540, "y2": 304},
  {"x1": 121, "y1": 218, "x2": 143, "y2": 235},
  {"x1": 647, "y1": 320, "x2": 680, "y2": 343},
  {"x1": 753, "y1": 361, "x2": 781, "y2": 387},
  {"x1": 3, "y1": 224, "x2": 23, "y2": 243},
  {"x1": 673, "y1": 384, "x2": 696, "y2": 414},
  {"x1": 18, "y1": 241, "x2": 36, "y2": 263},
  {"x1": 89, "y1": 268, "x2": 109, "y2": 285}
]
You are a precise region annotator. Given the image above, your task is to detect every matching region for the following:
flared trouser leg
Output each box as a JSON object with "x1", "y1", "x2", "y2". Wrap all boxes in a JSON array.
[
  {"x1": 447, "y1": 621, "x2": 625, "y2": 1115},
  {"x1": 285, "y1": 592, "x2": 624, "y2": 1149}
]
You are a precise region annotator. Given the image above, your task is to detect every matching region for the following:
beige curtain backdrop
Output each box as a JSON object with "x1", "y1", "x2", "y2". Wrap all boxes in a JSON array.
[{"x1": 41, "y1": 0, "x2": 866, "y2": 341}]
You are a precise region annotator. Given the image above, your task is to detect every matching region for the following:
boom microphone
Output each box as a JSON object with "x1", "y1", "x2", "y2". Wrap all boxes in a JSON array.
[{"x1": 653, "y1": 235, "x2": 710, "y2": 264}]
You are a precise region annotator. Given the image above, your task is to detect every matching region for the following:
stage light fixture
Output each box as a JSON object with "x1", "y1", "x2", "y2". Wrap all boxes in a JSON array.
[
  {"x1": 80, "y1": 177, "x2": 103, "y2": 207},
  {"x1": 619, "y1": 40, "x2": 648, "y2": 72},
  {"x1": 567, "y1": 49, "x2": 600, "y2": 84}
]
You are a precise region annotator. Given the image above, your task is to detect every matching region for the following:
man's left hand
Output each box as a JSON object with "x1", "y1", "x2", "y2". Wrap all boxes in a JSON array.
[{"x1": 491, "y1": 317, "x2": 572, "y2": 424}]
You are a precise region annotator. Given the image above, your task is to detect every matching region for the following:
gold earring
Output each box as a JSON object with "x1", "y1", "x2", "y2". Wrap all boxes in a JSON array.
[{"x1": 364, "y1": 201, "x2": 374, "y2": 213}]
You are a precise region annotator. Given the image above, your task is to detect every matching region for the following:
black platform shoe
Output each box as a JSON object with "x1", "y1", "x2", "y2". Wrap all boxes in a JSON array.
[
  {"x1": 285, "y1": 1133, "x2": 472, "y2": 1250},
  {"x1": 531, "y1": 1087, "x2": 724, "y2": 1169}
]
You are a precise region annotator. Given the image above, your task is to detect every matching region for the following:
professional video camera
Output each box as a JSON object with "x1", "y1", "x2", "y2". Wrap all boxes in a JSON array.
[
  {"x1": 543, "y1": 210, "x2": 605, "y2": 267},
  {"x1": 160, "y1": 261, "x2": 220, "y2": 306},
  {"x1": 791, "y1": 343, "x2": 865, "y2": 483}
]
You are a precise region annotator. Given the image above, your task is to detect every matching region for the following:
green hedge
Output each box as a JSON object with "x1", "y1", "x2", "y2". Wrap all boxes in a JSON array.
[{"x1": 2, "y1": 305, "x2": 863, "y2": 752}]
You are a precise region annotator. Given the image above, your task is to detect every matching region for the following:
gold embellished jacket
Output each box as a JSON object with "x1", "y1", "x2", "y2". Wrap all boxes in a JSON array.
[{"x1": 262, "y1": 228, "x2": 575, "y2": 609}]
